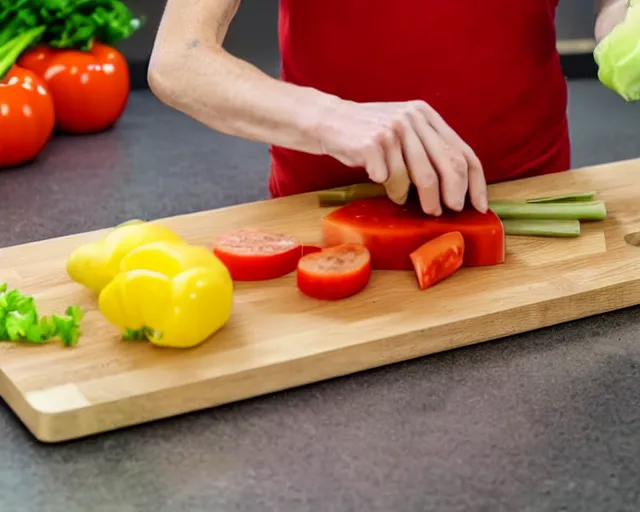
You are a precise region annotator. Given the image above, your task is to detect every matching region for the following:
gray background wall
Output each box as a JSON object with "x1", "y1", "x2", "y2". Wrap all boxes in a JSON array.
[
  {"x1": 556, "y1": 0, "x2": 596, "y2": 39},
  {"x1": 117, "y1": 0, "x2": 597, "y2": 74},
  {"x1": 118, "y1": 0, "x2": 280, "y2": 69}
]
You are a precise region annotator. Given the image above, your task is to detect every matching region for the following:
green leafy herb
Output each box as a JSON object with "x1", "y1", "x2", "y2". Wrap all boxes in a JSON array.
[
  {"x1": 0, "y1": 283, "x2": 84, "y2": 347},
  {"x1": 0, "y1": 0, "x2": 143, "y2": 52}
]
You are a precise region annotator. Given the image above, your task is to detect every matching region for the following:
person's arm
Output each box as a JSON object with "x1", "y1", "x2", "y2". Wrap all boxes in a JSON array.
[
  {"x1": 149, "y1": 0, "x2": 488, "y2": 216},
  {"x1": 148, "y1": 0, "x2": 337, "y2": 155},
  {"x1": 594, "y1": 0, "x2": 628, "y2": 42}
]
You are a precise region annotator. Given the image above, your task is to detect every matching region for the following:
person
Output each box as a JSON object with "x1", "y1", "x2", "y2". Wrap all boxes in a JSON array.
[{"x1": 148, "y1": 0, "x2": 629, "y2": 216}]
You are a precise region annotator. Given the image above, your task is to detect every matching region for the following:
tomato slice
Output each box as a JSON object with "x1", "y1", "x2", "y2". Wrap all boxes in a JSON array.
[
  {"x1": 213, "y1": 228, "x2": 302, "y2": 281},
  {"x1": 409, "y1": 231, "x2": 465, "y2": 290},
  {"x1": 322, "y1": 197, "x2": 505, "y2": 270},
  {"x1": 297, "y1": 243, "x2": 371, "y2": 300}
]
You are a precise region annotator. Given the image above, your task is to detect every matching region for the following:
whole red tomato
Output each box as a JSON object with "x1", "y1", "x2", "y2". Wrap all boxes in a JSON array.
[
  {"x1": 0, "y1": 66, "x2": 55, "y2": 169},
  {"x1": 18, "y1": 42, "x2": 130, "y2": 134}
]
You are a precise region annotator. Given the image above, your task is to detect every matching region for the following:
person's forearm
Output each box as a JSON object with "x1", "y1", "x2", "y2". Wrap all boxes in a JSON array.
[
  {"x1": 148, "y1": 0, "x2": 339, "y2": 155},
  {"x1": 594, "y1": 0, "x2": 628, "y2": 42}
]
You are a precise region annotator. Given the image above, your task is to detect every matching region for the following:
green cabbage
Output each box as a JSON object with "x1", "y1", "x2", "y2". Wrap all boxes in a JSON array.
[{"x1": 594, "y1": 0, "x2": 640, "y2": 101}]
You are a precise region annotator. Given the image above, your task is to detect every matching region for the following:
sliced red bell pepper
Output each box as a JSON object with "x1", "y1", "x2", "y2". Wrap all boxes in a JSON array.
[
  {"x1": 297, "y1": 243, "x2": 371, "y2": 300},
  {"x1": 322, "y1": 198, "x2": 505, "y2": 270},
  {"x1": 213, "y1": 228, "x2": 302, "y2": 281},
  {"x1": 410, "y1": 232, "x2": 465, "y2": 290}
]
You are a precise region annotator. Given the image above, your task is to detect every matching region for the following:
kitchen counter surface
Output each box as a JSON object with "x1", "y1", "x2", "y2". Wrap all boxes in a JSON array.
[{"x1": 1, "y1": 84, "x2": 640, "y2": 512}]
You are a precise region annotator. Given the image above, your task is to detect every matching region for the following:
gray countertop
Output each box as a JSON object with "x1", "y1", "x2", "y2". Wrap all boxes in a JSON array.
[{"x1": 1, "y1": 84, "x2": 640, "y2": 512}]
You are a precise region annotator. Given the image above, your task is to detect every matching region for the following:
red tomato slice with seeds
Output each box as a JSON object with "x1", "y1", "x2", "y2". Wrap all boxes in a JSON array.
[
  {"x1": 213, "y1": 228, "x2": 302, "y2": 281},
  {"x1": 409, "y1": 231, "x2": 465, "y2": 290},
  {"x1": 297, "y1": 243, "x2": 371, "y2": 300}
]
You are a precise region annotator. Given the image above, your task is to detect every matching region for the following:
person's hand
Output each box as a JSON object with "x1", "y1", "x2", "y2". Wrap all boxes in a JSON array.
[
  {"x1": 316, "y1": 98, "x2": 488, "y2": 216},
  {"x1": 595, "y1": 0, "x2": 629, "y2": 43}
]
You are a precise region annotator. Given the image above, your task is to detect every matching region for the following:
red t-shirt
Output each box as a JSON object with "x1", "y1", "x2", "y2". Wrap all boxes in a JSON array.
[{"x1": 269, "y1": 0, "x2": 570, "y2": 198}]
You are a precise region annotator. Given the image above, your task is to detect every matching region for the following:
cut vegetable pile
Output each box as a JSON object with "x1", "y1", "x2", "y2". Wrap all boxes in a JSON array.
[
  {"x1": 322, "y1": 197, "x2": 505, "y2": 269},
  {"x1": 22, "y1": 181, "x2": 605, "y2": 350},
  {"x1": 318, "y1": 183, "x2": 607, "y2": 238}
]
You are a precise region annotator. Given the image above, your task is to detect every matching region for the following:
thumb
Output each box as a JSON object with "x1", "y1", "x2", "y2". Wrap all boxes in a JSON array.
[{"x1": 384, "y1": 171, "x2": 411, "y2": 205}]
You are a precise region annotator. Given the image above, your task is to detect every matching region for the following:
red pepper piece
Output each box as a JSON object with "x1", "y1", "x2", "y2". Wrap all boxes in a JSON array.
[
  {"x1": 322, "y1": 197, "x2": 505, "y2": 270},
  {"x1": 410, "y1": 231, "x2": 465, "y2": 290}
]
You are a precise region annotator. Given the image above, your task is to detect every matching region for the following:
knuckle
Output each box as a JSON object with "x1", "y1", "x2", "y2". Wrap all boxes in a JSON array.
[
  {"x1": 400, "y1": 106, "x2": 418, "y2": 124},
  {"x1": 359, "y1": 139, "x2": 379, "y2": 157},
  {"x1": 413, "y1": 169, "x2": 438, "y2": 189},
  {"x1": 408, "y1": 100, "x2": 432, "y2": 118},
  {"x1": 442, "y1": 146, "x2": 468, "y2": 177},
  {"x1": 409, "y1": 99, "x2": 429, "y2": 112},
  {"x1": 376, "y1": 127, "x2": 396, "y2": 147},
  {"x1": 391, "y1": 116, "x2": 408, "y2": 135},
  {"x1": 450, "y1": 153, "x2": 468, "y2": 175}
]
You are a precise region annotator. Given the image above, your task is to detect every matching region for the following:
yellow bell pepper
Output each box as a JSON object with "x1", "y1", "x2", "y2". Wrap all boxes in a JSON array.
[
  {"x1": 98, "y1": 240, "x2": 234, "y2": 349},
  {"x1": 66, "y1": 221, "x2": 184, "y2": 292}
]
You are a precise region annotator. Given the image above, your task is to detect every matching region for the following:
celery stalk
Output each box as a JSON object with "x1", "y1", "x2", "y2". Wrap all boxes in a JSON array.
[
  {"x1": 488, "y1": 200, "x2": 607, "y2": 221},
  {"x1": 502, "y1": 219, "x2": 581, "y2": 237},
  {"x1": 525, "y1": 191, "x2": 596, "y2": 203}
]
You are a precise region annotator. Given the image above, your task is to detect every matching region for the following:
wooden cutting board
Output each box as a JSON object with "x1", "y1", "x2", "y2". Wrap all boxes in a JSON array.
[{"x1": 2, "y1": 159, "x2": 640, "y2": 443}]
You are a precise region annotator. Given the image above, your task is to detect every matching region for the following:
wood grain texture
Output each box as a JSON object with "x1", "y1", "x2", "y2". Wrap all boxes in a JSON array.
[{"x1": 1, "y1": 159, "x2": 640, "y2": 443}]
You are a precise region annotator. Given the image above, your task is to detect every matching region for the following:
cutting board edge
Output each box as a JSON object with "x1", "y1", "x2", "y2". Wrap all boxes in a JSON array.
[{"x1": 8, "y1": 278, "x2": 640, "y2": 444}]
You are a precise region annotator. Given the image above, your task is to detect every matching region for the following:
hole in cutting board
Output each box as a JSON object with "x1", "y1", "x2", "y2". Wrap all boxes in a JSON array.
[{"x1": 624, "y1": 232, "x2": 640, "y2": 247}]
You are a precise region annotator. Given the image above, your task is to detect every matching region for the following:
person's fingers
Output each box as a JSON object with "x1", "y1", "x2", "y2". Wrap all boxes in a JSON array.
[
  {"x1": 362, "y1": 136, "x2": 389, "y2": 184},
  {"x1": 379, "y1": 128, "x2": 411, "y2": 204},
  {"x1": 408, "y1": 110, "x2": 467, "y2": 212},
  {"x1": 414, "y1": 101, "x2": 488, "y2": 213},
  {"x1": 461, "y1": 146, "x2": 488, "y2": 213},
  {"x1": 393, "y1": 117, "x2": 441, "y2": 215},
  {"x1": 428, "y1": 118, "x2": 487, "y2": 213}
]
